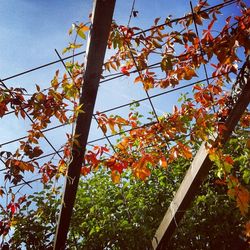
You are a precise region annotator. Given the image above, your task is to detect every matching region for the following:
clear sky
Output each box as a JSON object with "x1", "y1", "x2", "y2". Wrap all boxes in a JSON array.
[
  {"x1": 0, "y1": 0, "x2": 192, "y2": 150},
  {"x1": 0, "y1": 0, "x2": 244, "y2": 197}
]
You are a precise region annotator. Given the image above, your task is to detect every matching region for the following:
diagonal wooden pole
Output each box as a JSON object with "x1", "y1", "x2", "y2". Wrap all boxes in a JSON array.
[
  {"x1": 53, "y1": 1, "x2": 116, "y2": 249},
  {"x1": 152, "y1": 58, "x2": 250, "y2": 250}
]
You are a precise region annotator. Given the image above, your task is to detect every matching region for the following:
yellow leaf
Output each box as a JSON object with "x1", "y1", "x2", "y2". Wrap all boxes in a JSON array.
[
  {"x1": 70, "y1": 43, "x2": 83, "y2": 49},
  {"x1": 117, "y1": 138, "x2": 129, "y2": 151},
  {"x1": 58, "y1": 160, "x2": 67, "y2": 175},
  {"x1": 11, "y1": 218, "x2": 18, "y2": 227}
]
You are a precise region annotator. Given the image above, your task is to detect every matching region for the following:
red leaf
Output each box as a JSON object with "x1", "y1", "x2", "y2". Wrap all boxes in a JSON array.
[
  {"x1": 120, "y1": 66, "x2": 130, "y2": 76},
  {"x1": 81, "y1": 166, "x2": 91, "y2": 176}
]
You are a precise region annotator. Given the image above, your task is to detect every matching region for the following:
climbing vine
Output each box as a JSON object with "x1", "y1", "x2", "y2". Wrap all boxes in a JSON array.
[{"x1": 0, "y1": 0, "x2": 249, "y2": 243}]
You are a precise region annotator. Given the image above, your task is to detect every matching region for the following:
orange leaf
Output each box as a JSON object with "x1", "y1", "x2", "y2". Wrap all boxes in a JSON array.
[
  {"x1": 79, "y1": 25, "x2": 89, "y2": 32},
  {"x1": 134, "y1": 75, "x2": 142, "y2": 83},
  {"x1": 224, "y1": 155, "x2": 234, "y2": 165},
  {"x1": 178, "y1": 142, "x2": 192, "y2": 159},
  {"x1": 108, "y1": 120, "x2": 116, "y2": 134},
  {"x1": 160, "y1": 156, "x2": 168, "y2": 168},
  {"x1": 237, "y1": 186, "x2": 250, "y2": 215},
  {"x1": 111, "y1": 170, "x2": 120, "y2": 184},
  {"x1": 134, "y1": 167, "x2": 151, "y2": 180},
  {"x1": 245, "y1": 221, "x2": 250, "y2": 238},
  {"x1": 16, "y1": 160, "x2": 34, "y2": 172}
]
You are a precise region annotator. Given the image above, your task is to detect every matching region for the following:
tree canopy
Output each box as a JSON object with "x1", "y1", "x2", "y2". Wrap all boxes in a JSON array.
[{"x1": 7, "y1": 128, "x2": 250, "y2": 249}]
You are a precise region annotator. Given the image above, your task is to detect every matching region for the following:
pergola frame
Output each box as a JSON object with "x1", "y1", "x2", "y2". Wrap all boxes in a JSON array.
[
  {"x1": 53, "y1": 1, "x2": 116, "y2": 249},
  {"x1": 152, "y1": 57, "x2": 250, "y2": 249},
  {"x1": 0, "y1": 0, "x2": 247, "y2": 249}
]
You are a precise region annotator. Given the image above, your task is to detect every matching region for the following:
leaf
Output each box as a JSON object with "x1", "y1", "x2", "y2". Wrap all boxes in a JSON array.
[
  {"x1": 111, "y1": 170, "x2": 120, "y2": 184},
  {"x1": 70, "y1": 43, "x2": 82, "y2": 49},
  {"x1": 0, "y1": 188, "x2": 4, "y2": 197},
  {"x1": 194, "y1": 13, "x2": 203, "y2": 25},
  {"x1": 245, "y1": 221, "x2": 250, "y2": 237},
  {"x1": 108, "y1": 120, "x2": 116, "y2": 134},
  {"x1": 134, "y1": 76, "x2": 142, "y2": 83},
  {"x1": 160, "y1": 156, "x2": 168, "y2": 168},
  {"x1": 120, "y1": 66, "x2": 130, "y2": 76},
  {"x1": 152, "y1": 39, "x2": 162, "y2": 48},
  {"x1": 184, "y1": 67, "x2": 197, "y2": 80},
  {"x1": 133, "y1": 10, "x2": 139, "y2": 18},
  {"x1": 134, "y1": 166, "x2": 151, "y2": 180},
  {"x1": 161, "y1": 57, "x2": 172, "y2": 71},
  {"x1": 77, "y1": 27, "x2": 88, "y2": 40},
  {"x1": 30, "y1": 147, "x2": 43, "y2": 159},
  {"x1": 62, "y1": 47, "x2": 70, "y2": 54},
  {"x1": 19, "y1": 162, "x2": 34, "y2": 172},
  {"x1": 81, "y1": 166, "x2": 91, "y2": 176},
  {"x1": 243, "y1": 169, "x2": 250, "y2": 184},
  {"x1": 35, "y1": 84, "x2": 41, "y2": 92},
  {"x1": 237, "y1": 186, "x2": 250, "y2": 215},
  {"x1": 178, "y1": 142, "x2": 192, "y2": 159}
]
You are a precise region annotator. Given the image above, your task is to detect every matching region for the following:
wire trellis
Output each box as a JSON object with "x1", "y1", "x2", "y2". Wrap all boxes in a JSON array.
[{"x1": 0, "y1": 0, "x2": 243, "y2": 223}]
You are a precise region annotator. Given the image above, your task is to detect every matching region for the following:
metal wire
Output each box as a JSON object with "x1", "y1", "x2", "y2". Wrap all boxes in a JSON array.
[
  {"x1": 0, "y1": 69, "x2": 238, "y2": 149},
  {"x1": 2, "y1": 51, "x2": 85, "y2": 82},
  {"x1": 0, "y1": 79, "x2": 62, "y2": 160},
  {"x1": 0, "y1": 0, "x2": 240, "y2": 192},
  {"x1": 132, "y1": 0, "x2": 237, "y2": 36},
  {"x1": 54, "y1": 49, "x2": 117, "y2": 154},
  {"x1": 190, "y1": 1, "x2": 216, "y2": 114}
]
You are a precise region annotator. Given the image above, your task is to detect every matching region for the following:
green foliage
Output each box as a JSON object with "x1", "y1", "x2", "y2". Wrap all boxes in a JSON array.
[
  {"x1": 9, "y1": 185, "x2": 60, "y2": 250},
  {"x1": 68, "y1": 167, "x2": 181, "y2": 249},
  {"x1": 6, "y1": 129, "x2": 249, "y2": 249}
]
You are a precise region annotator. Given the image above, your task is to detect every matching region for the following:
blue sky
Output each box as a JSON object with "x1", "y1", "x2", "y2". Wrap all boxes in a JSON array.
[
  {"x1": 0, "y1": 0, "x2": 191, "y2": 151},
  {"x1": 0, "y1": 0, "x2": 244, "y2": 199}
]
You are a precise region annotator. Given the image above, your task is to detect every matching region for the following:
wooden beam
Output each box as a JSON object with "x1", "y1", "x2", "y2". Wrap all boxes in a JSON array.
[
  {"x1": 152, "y1": 63, "x2": 250, "y2": 249},
  {"x1": 53, "y1": 1, "x2": 116, "y2": 249}
]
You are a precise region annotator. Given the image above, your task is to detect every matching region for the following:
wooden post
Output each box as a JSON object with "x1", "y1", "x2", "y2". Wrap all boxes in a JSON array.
[
  {"x1": 152, "y1": 61, "x2": 250, "y2": 249},
  {"x1": 53, "y1": 1, "x2": 116, "y2": 249}
]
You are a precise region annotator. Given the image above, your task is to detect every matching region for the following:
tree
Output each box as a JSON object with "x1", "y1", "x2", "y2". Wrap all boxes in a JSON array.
[{"x1": 5, "y1": 128, "x2": 249, "y2": 249}]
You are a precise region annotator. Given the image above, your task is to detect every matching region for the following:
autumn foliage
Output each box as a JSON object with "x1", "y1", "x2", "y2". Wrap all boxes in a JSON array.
[{"x1": 0, "y1": 0, "x2": 249, "y2": 244}]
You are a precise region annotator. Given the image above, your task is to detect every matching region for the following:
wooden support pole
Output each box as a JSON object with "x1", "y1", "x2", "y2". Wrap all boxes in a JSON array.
[
  {"x1": 152, "y1": 65, "x2": 250, "y2": 249},
  {"x1": 53, "y1": 1, "x2": 116, "y2": 249}
]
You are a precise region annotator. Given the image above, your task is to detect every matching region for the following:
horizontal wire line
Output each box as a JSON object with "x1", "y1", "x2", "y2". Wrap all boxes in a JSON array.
[
  {"x1": 0, "y1": 0, "x2": 239, "y2": 187},
  {"x1": 0, "y1": 0, "x2": 236, "y2": 85},
  {"x1": 101, "y1": 16, "x2": 241, "y2": 84},
  {"x1": 0, "y1": 68, "x2": 239, "y2": 149},
  {"x1": 132, "y1": 0, "x2": 236, "y2": 36},
  {"x1": 0, "y1": 123, "x2": 68, "y2": 147},
  {"x1": 9, "y1": 177, "x2": 42, "y2": 188},
  {"x1": 0, "y1": 79, "x2": 62, "y2": 160},
  {"x1": 2, "y1": 51, "x2": 85, "y2": 82}
]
